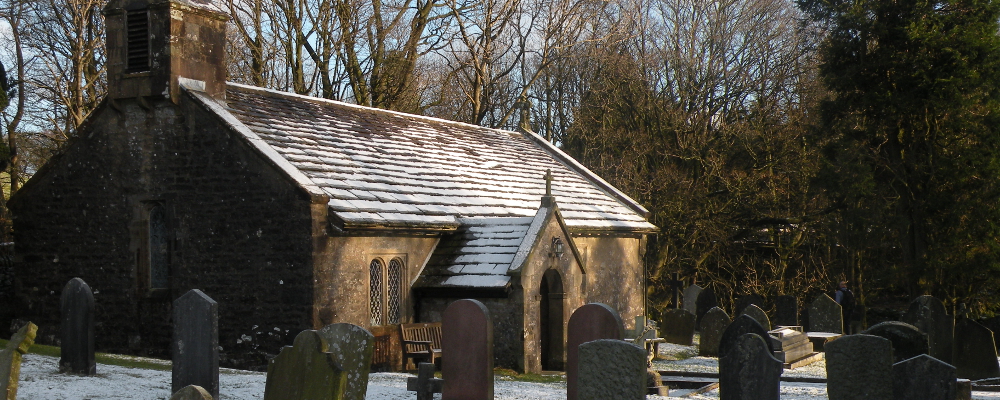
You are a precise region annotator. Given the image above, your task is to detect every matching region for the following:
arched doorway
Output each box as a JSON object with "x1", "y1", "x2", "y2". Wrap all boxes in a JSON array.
[{"x1": 539, "y1": 269, "x2": 565, "y2": 370}]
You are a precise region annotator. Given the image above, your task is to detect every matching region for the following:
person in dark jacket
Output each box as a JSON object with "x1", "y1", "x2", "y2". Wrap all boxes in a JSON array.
[{"x1": 835, "y1": 280, "x2": 855, "y2": 334}]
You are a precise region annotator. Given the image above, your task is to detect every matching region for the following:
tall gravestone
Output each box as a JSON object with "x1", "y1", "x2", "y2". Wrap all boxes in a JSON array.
[
  {"x1": 695, "y1": 288, "x2": 718, "y2": 329},
  {"x1": 734, "y1": 294, "x2": 764, "y2": 316},
  {"x1": 317, "y1": 323, "x2": 374, "y2": 400},
  {"x1": 901, "y1": 295, "x2": 954, "y2": 364},
  {"x1": 741, "y1": 304, "x2": 771, "y2": 331},
  {"x1": 60, "y1": 277, "x2": 95, "y2": 375},
  {"x1": 442, "y1": 299, "x2": 493, "y2": 400},
  {"x1": 699, "y1": 307, "x2": 731, "y2": 357},
  {"x1": 808, "y1": 294, "x2": 843, "y2": 333},
  {"x1": 774, "y1": 295, "x2": 798, "y2": 327},
  {"x1": 263, "y1": 330, "x2": 347, "y2": 400},
  {"x1": 953, "y1": 318, "x2": 1000, "y2": 380},
  {"x1": 862, "y1": 322, "x2": 928, "y2": 363},
  {"x1": 893, "y1": 354, "x2": 956, "y2": 400},
  {"x1": 826, "y1": 334, "x2": 894, "y2": 400},
  {"x1": 660, "y1": 308, "x2": 696, "y2": 345},
  {"x1": 1, "y1": 322, "x2": 37, "y2": 400},
  {"x1": 719, "y1": 333, "x2": 782, "y2": 400},
  {"x1": 566, "y1": 303, "x2": 624, "y2": 400},
  {"x1": 578, "y1": 340, "x2": 646, "y2": 400},
  {"x1": 683, "y1": 284, "x2": 703, "y2": 316},
  {"x1": 719, "y1": 314, "x2": 775, "y2": 358},
  {"x1": 172, "y1": 290, "x2": 219, "y2": 399}
]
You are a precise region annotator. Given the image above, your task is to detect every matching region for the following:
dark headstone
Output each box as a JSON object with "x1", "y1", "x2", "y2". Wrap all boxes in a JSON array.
[
  {"x1": 578, "y1": 339, "x2": 646, "y2": 400},
  {"x1": 808, "y1": 294, "x2": 843, "y2": 333},
  {"x1": 317, "y1": 323, "x2": 374, "y2": 400},
  {"x1": 660, "y1": 308, "x2": 696, "y2": 346},
  {"x1": 980, "y1": 316, "x2": 1000, "y2": 351},
  {"x1": 695, "y1": 288, "x2": 718, "y2": 329},
  {"x1": 953, "y1": 318, "x2": 1000, "y2": 380},
  {"x1": 719, "y1": 314, "x2": 775, "y2": 358},
  {"x1": 263, "y1": 330, "x2": 347, "y2": 400},
  {"x1": 698, "y1": 307, "x2": 731, "y2": 357},
  {"x1": 566, "y1": 303, "x2": 624, "y2": 400},
  {"x1": 442, "y1": 299, "x2": 493, "y2": 400},
  {"x1": 862, "y1": 321, "x2": 928, "y2": 363},
  {"x1": 1, "y1": 321, "x2": 37, "y2": 400},
  {"x1": 825, "y1": 334, "x2": 894, "y2": 400},
  {"x1": 59, "y1": 277, "x2": 95, "y2": 375},
  {"x1": 406, "y1": 362, "x2": 443, "y2": 400},
  {"x1": 735, "y1": 294, "x2": 764, "y2": 316},
  {"x1": 169, "y1": 385, "x2": 213, "y2": 400},
  {"x1": 719, "y1": 333, "x2": 782, "y2": 400},
  {"x1": 892, "y1": 354, "x2": 956, "y2": 400},
  {"x1": 172, "y1": 290, "x2": 219, "y2": 399},
  {"x1": 901, "y1": 295, "x2": 954, "y2": 363},
  {"x1": 741, "y1": 304, "x2": 771, "y2": 331},
  {"x1": 683, "y1": 284, "x2": 703, "y2": 316},
  {"x1": 774, "y1": 295, "x2": 798, "y2": 327}
]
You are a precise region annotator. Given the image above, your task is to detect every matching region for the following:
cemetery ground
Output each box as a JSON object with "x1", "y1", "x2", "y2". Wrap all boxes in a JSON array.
[{"x1": 9, "y1": 337, "x2": 1000, "y2": 400}]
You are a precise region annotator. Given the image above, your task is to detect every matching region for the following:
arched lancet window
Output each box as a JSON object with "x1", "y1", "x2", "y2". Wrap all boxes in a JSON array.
[
  {"x1": 387, "y1": 258, "x2": 403, "y2": 325},
  {"x1": 369, "y1": 257, "x2": 405, "y2": 326},
  {"x1": 369, "y1": 259, "x2": 384, "y2": 326},
  {"x1": 148, "y1": 205, "x2": 168, "y2": 289}
]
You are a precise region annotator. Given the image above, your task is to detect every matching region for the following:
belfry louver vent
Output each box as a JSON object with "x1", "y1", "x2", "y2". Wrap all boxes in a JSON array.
[{"x1": 126, "y1": 9, "x2": 150, "y2": 72}]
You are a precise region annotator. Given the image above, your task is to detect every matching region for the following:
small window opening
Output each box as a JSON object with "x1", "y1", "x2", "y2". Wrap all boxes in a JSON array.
[{"x1": 126, "y1": 9, "x2": 150, "y2": 72}]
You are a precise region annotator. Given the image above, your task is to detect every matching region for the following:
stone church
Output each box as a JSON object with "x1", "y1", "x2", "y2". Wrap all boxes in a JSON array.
[{"x1": 7, "y1": 0, "x2": 656, "y2": 372}]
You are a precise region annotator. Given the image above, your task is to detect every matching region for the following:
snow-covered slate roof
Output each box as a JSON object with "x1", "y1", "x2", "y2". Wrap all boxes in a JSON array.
[
  {"x1": 416, "y1": 217, "x2": 535, "y2": 289},
  {"x1": 195, "y1": 83, "x2": 656, "y2": 232}
]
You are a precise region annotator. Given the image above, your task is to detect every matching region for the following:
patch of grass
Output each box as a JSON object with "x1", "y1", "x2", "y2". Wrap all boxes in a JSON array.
[
  {"x1": 0, "y1": 339, "x2": 172, "y2": 371},
  {"x1": 494, "y1": 367, "x2": 565, "y2": 383}
]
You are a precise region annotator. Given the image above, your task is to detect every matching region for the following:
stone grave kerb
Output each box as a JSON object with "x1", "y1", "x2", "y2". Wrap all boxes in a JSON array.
[
  {"x1": 578, "y1": 339, "x2": 646, "y2": 400},
  {"x1": 317, "y1": 323, "x2": 374, "y2": 400},
  {"x1": 566, "y1": 303, "x2": 624, "y2": 400},
  {"x1": 172, "y1": 289, "x2": 219, "y2": 400},
  {"x1": 59, "y1": 277, "x2": 95, "y2": 375},
  {"x1": 892, "y1": 354, "x2": 957, "y2": 400},
  {"x1": 442, "y1": 299, "x2": 493, "y2": 400},
  {"x1": 719, "y1": 333, "x2": 782, "y2": 400},
  {"x1": 1, "y1": 322, "x2": 37, "y2": 400},
  {"x1": 825, "y1": 334, "x2": 893, "y2": 400},
  {"x1": 263, "y1": 330, "x2": 347, "y2": 400}
]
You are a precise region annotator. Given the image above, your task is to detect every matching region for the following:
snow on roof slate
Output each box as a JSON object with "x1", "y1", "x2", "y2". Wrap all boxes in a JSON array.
[
  {"x1": 416, "y1": 217, "x2": 534, "y2": 289},
  {"x1": 216, "y1": 83, "x2": 656, "y2": 232}
]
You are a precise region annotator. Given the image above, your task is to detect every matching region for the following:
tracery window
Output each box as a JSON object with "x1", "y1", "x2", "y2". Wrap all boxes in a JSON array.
[{"x1": 369, "y1": 257, "x2": 404, "y2": 326}]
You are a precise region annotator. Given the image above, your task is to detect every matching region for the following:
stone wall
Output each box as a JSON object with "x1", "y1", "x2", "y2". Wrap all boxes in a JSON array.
[
  {"x1": 10, "y1": 94, "x2": 318, "y2": 369},
  {"x1": 575, "y1": 235, "x2": 645, "y2": 331}
]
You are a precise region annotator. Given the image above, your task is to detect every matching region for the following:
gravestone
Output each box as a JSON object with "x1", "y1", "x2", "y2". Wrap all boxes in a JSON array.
[
  {"x1": 169, "y1": 385, "x2": 213, "y2": 400},
  {"x1": 892, "y1": 354, "x2": 956, "y2": 400},
  {"x1": 735, "y1": 294, "x2": 764, "y2": 316},
  {"x1": 980, "y1": 316, "x2": 1000, "y2": 351},
  {"x1": 442, "y1": 299, "x2": 493, "y2": 400},
  {"x1": 825, "y1": 334, "x2": 894, "y2": 400},
  {"x1": 698, "y1": 307, "x2": 731, "y2": 357},
  {"x1": 1, "y1": 322, "x2": 37, "y2": 400},
  {"x1": 683, "y1": 284, "x2": 703, "y2": 316},
  {"x1": 862, "y1": 322, "x2": 928, "y2": 363},
  {"x1": 566, "y1": 303, "x2": 624, "y2": 400},
  {"x1": 695, "y1": 288, "x2": 718, "y2": 329},
  {"x1": 317, "y1": 323, "x2": 374, "y2": 400},
  {"x1": 719, "y1": 314, "x2": 775, "y2": 358},
  {"x1": 901, "y1": 295, "x2": 954, "y2": 363},
  {"x1": 774, "y1": 295, "x2": 798, "y2": 327},
  {"x1": 808, "y1": 294, "x2": 843, "y2": 333},
  {"x1": 667, "y1": 273, "x2": 685, "y2": 309},
  {"x1": 578, "y1": 339, "x2": 646, "y2": 400},
  {"x1": 59, "y1": 277, "x2": 95, "y2": 375},
  {"x1": 953, "y1": 318, "x2": 1000, "y2": 380},
  {"x1": 660, "y1": 308, "x2": 696, "y2": 346},
  {"x1": 741, "y1": 304, "x2": 771, "y2": 331},
  {"x1": 768, "y1": 327, "x2": 815, "y2": 365},
  {"x1": 172, "y1": 290, "x2": 219, "y2": 399},
  {"x1": 719, "y1": 333, "x2": 782, "y2": 400},
  {"x1": 263, "y1": 330, "x2": 347, "y2": 400},
  {"x1": 406, "y1": 362, "x2": 443, "y2": 400}
]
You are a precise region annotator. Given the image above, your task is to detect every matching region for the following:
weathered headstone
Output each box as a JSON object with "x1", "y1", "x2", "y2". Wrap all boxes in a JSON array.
[
  {"x1": 172, "y1": 290, "x2": 219, "y2": 399},
  {"x1": 578, "y1": 339, "x2": 646, "y2": 400},
  {"x1": 1, "y1": 322, "x2": 37, "y2": 400},
  {"x1": 59, "y1": 277, "x2": 95, "y2": 375},
  {"x1": 699, "y1": 307, "x2": 731, "y2": 357},
  {"x1": 566, "y1": 303, "x2": 624, "y2": 400},
  {"x1": 169, "y1": 385, "x2": 213, "y2": 400},
  {"x1": 808, "y1": 294, "x2": 843, "y2": 334},
  {"x1": 893, "y1": 354, "x2": 956, "y2": 400},
  {"x1": 774, "y1": 295, "x2": 798, "y2": 327},
  {"x1": 735, "y1": 294, "x2": 764, "y2": 316},
  {"x1": 442, "y1": 299, "x2": 493, "y2": 400},
  {"x1": 660, "y1": 308, "x2": 696, "y2": 346},
  {"x1": 719, "y1": 314, "x2": 775, "y2": 358},
  {"x1": 953, "y1": 318, "x2": 1000, "y2": 380},
  {"x1": 695, "y1": 288, "x2": 718, "y2": 329},
  {"x1": 862, "y1": 321, "x2": 929, "y2": 363},
  {"x1": 741, "y1": 304, "x2": 771, "y2": 331},
  {"x1": 263, "y1": 330, "x2": 347, "y2": 400},
  {"x1": 719, "y1": 333, "x2": 782, "y2": 400},
  {"x1": 683, "y1": 284, "x2": 703, "y2": 316},
  {"x1": 825, "y1": 334, "x2": 894, "y2": 400},
  {"x1": 406, "y1": 362, "x2": 443, "y2": 400},
  {"x1": 901, "y1": 295, "x2": 954, "y2": 364},
  {"x1": 317, "y1": 323, "x2": 374, "y2": 400}
]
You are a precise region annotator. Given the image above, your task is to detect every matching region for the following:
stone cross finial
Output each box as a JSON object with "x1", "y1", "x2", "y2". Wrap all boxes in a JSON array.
[
  {"x1": 544, "y1": 170, "x2": 553, "y2": 197},
  {"x1": 406, "y1": 363, "x2": 443, "y2": 400}
]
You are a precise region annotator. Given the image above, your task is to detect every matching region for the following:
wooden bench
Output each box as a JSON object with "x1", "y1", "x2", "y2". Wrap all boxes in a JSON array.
[{"x1": 400, "y1": 322, "x2": 442, "y2": 368}]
